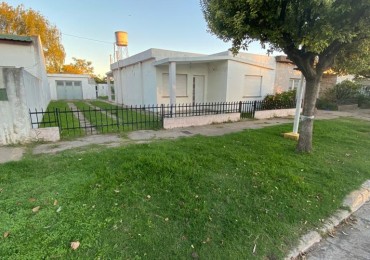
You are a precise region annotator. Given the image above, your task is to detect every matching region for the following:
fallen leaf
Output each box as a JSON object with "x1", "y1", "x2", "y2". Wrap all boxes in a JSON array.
[
  {"x1": 253, "y1": 244, "x2": 257, "y2": 254},
  {"x1": 70, "y1": 241, "x2": 80, "y2": 250},
  {"x1": 165, "y1": 217, "x2": 169, "y2": 222},
  {"x1": 29, "y1": 198, "x2": 36, "y2": 202},
  {"x1": 53, "y1": 200, "x2": 58, "y2": 206},
  {"x1": 0, "y1": 188, "x2": 3, "y2": 193},
  {"x1": 3, "y1": 231, "x2": 10, "y2": 238},
  {"x1": 114, "y1": 189, "x2": 120, "y2": 193},
  {"x1": 32, "y1": 206, "x2": 40, "y2": 213},
  {"x1": 147, "y1": 195, "x2": 151, "y2": 199},
  {"x1": 56, "y1": 206, "x2": 62, "y2": 213}
]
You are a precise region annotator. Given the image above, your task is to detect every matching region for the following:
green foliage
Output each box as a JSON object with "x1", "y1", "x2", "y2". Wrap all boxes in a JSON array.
[
  {"x1": 1, "y1": 119, "x2": 370, "y2": 258},
  {"x1": 358, "y1": 95, "x2": 370, "y2": 108},
  {"x1": 264, "y1": 89, "x2": 296, "y2": 103},
  {"x1": 324, "y1": 80, "x2": 362, "y2": 105},
  {"x1": 262, "y1": 89, "x2": 296, "y2": 109},
  {"x1": 0, "y1": 2, "x2": 65, "y2": 73},
  {"x1": 334, "y1": 39, "x2": 370, "y2": 78},
  {"x1": 315, "y1": 99, "x2": 338, "y2": 111}
]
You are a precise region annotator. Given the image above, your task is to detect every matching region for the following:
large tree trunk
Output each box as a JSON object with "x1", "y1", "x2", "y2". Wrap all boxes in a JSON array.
[{"x1": 296, "y1": 77, "x2": 321, "y2": 152}]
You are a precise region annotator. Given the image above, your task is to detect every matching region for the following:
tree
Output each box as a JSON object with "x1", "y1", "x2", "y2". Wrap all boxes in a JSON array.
[
  {"x1": 333, "y1": 39, "x2": 370, "y2": 78},
  {"x1": 62, "y1": 57, "x2": 94, "y2": 75},
  {"x1": 202, "y1": 0, "x2": 370, "y2": 152},
  {"x1": 0, "y1": 2, "x2": 66, "y2": 73}
]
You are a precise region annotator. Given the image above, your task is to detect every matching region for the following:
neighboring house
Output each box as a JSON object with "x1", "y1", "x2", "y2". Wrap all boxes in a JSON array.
[
  {"x1": 48, "y1": 74, "x2": 97, "y2": 100},
  {"x1": 274, "y1": 55, "x2": 302, "y2": 93},
  {"x1": 110, "y1": 48, "x2": 289, "y2": 106},
  {"x1": 318, "y1": 73, "x2": 355, "y2": 98},
  {"x1": 0, "y1": 34, "x2": 50, "y2": 145}
]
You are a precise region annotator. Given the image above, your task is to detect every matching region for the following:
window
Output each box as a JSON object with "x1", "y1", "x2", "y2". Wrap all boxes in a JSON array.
[
  {"x1": 65, "y1": 81, "x2": 73, "y2": 86},
  {"x1": 162, "y1": 73, "x2": 187, "y2": 97},
  {"x1": 56, "y1": 80, "x2": 82, "y2": 87},
  {"x1": 0, "y1": 88, "x2": 8, "y2": 101},
  {"x1": 56, "y1": 80, "x2": 64, "y2": 86},
  {"x1": 0, "y1": 78, "x2": 7, "y2": 101},
  {"x1": 243, "y1": 75, "x2": 262, "y2": 97},
  {"x1": 289, "y1": 78, "x2": 301, "y2": 90}
]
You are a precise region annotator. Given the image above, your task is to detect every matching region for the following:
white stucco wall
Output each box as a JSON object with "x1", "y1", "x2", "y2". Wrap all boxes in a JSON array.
[
  {"x1": 156, "y1": 63, "x2": 209, "y2": 105},
  {"x1": 0, "y1": 68, "x2": 33, "y2": 145},
  {"x1": 207, "y1": 61, "x2": 228, "y2": 102},
  {"x1": 48, "y1": 74, "x2": 97, "y2": 100},
  {"x1": 97, "y1": 84, "x2": 109, "y2": 96},
  {"x1": 226, "y1": 56, "x2": 276, "y2": 102}
]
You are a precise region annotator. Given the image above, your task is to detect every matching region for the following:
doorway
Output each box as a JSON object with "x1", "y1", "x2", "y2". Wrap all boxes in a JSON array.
[{"x1": 192, "y1": 75, "x2": 205, "y2": 103}]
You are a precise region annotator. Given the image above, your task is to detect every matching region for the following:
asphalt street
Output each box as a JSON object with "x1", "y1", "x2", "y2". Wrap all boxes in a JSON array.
[{"x1": 307, "y1": 201, "x2": 370, "y2": 260}]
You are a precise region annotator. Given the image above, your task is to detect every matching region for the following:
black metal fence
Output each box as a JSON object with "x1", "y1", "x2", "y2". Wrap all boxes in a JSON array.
[{"x1": 29, "y1": 99, "x2": 296, "y2": 137}]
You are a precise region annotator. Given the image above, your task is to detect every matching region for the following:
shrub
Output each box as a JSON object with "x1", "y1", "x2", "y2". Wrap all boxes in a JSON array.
[
  {"x1": 316, "y1": 98, "x2": 338, "y2": 110},
  {"x1": 324, "y1": 80, "x2": 361, "y2": 105},
  {"x1": 358, "y1": 94, "x2": 370, "y2": 108},
  {"x1": 262, "y1": 89, "x2": 296, "y2": 110}
]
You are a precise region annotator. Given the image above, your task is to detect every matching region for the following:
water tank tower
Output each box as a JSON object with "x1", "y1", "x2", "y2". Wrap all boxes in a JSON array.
[{"x1": 114, "y1": 31, "x2": 129, "y2": 60}]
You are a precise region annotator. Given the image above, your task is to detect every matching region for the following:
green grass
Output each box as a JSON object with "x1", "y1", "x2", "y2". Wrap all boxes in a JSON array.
[
  {"x1": 89, "y1": 100, "x2": 162, "y2": 131},
  {"x1": 1, "y1": 118, "x2": 370, "y2": 259},
  {"x1": 73, "y1": 101, "x2": 119, "y2": 133},
  {"x1": 41, "y1": 101, "x2": 85, "y2": 139}
]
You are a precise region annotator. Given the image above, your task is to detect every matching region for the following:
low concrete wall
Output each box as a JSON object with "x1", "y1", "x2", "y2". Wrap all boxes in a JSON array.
[
  {"x1": 254, "y1": 108, "x2": 296, "y2": 119},
  {"x1": 30, "y1": 127, "x2": 60, "y2": 142},
  {"x1": 164, "y1": 113, "x2": 240, "y2": 129},
  {"x1": 338, "y1": 104, "x2": 358, "y2": 111}
]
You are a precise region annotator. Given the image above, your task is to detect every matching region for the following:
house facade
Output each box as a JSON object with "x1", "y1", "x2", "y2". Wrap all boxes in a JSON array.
[
  {"x1": 110, "y1": 49, "x2": 298, "y2": 106},
  {"x1": 0, "y1": 34, "x2": 51, "y2": 145},
  {"x1": 48, "y1": 74, "x2": 97, "y2": 100}
]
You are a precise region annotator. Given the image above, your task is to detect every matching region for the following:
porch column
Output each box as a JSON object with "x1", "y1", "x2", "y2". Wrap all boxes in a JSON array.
[
  {"x1": 107, "y1": 76, "x2": 112, "y2": 102},
  {"x1": 169, "y1": 61, "x2": 176, "y2": 105}
]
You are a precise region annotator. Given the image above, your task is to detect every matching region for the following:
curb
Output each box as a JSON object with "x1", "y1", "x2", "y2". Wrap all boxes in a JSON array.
[{"x1": 285, "y1": 180, "x2": 370, "y2": 259}]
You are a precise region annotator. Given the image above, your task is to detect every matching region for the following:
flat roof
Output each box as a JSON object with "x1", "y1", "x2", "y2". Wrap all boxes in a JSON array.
[
  {"x1": 153, "y1": 56, "x2": 275, "y2": 70},
  {"x1": 0, "y1": 34, "x2": 33, "y2": 43}
]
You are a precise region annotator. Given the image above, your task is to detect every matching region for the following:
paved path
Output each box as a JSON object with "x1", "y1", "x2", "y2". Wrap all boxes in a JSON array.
[
  {"x1": 306, "y1": 201, "x2": 370, "y2": 260},
  {"x1": 67, "y1": 102, "x2": 97, "y2": 135}
]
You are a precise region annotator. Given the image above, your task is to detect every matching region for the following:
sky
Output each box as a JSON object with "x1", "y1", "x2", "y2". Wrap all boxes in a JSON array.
[{"x1": 5, "y1": 0, "x2": 272, "y2": 76}]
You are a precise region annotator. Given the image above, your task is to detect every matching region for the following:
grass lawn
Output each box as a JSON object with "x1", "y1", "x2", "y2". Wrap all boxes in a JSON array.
[
  {"x1": 89, "y1": 100, "x2": 162, "y2": 131},
  {"x1": 1, "y1": 118, "x2": 369, "y2": 259},
  {"x1": 41, "y1": 101, "x2": 85, "y2": 139}
]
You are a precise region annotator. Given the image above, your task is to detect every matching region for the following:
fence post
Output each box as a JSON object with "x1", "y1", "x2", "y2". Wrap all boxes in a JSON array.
[
  {"x1": 253, "y1": 100, "x2": 257, "y2": 118},
  {"x1": 55, "y1": 108, "x2": 61, "y2": 132},
  {"x1": 161, "y1": 104, "x2": 165, "y2": 128},
  {"x1": 238, "y1": 101, "x2": 242, "y2": 114}
]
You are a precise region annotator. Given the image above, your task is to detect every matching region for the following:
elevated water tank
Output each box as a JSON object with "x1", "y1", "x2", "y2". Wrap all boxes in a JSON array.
[{"x1": 115, "y1": 31, "x2": 128, "y2": 46}]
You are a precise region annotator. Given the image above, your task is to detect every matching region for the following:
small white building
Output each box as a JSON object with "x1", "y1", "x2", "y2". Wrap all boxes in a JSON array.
[
  {"x1": 110, "y1": 48, "x2": 287, "y2": 106},
  {"x1": 48, "y1": 74, "x2": 97, "y2": 100},
  {"x1": 0, "y1": 34, "x2": 51, "y2": 145}
]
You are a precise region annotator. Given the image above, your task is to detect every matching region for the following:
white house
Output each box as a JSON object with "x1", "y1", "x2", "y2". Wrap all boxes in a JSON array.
[
  {"x1": 48, "y1": 73, "x2": 97, "y2": 100},
  {"x1": 110, "y1": 48, "x2": 289, "y2": 106},
  {"x1": 0, "y1": 34, "x2": 51, "y2": 145}
]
